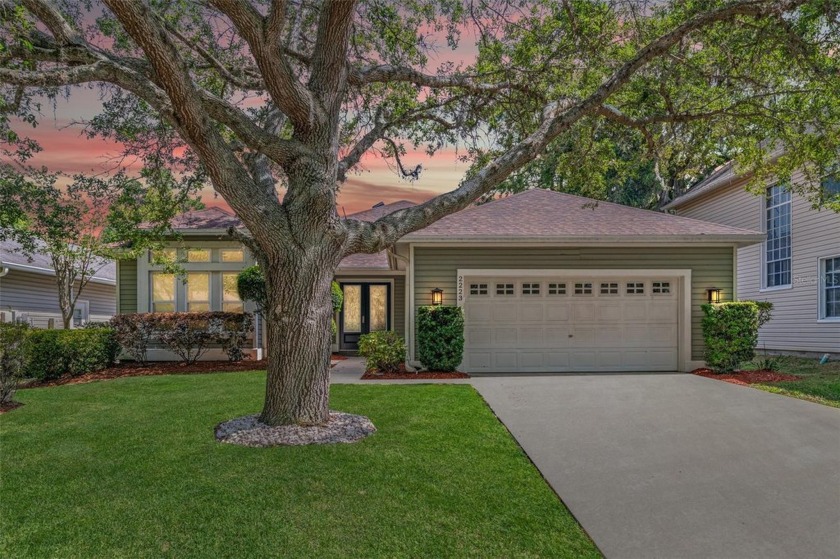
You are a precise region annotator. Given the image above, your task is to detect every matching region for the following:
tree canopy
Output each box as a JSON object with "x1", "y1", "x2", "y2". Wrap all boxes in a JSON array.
[{"x1": 2, "y1": 0, "x2": 839, "y2": 425}]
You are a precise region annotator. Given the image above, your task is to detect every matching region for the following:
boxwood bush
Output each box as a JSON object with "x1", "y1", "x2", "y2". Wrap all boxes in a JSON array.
[
  {"x1": 25, "y1": 327, "x2": 119, "y2": 381},
  {"x1": 701, "y1": 302, "x2": 759, "y2": 373},
  {"x1": 416, "y1": 305, "x2": 464, "y2": 372},
  {"x1": 358, "y1": 331, "x2": 405, "y2": 373}
]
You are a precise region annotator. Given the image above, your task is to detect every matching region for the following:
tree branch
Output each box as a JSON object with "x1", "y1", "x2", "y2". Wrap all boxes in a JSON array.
[
  {"x1": 21, "y1": 0, "x2": 83, "y2": 45},
  {"x1": 308, "y1": 0, "x2": 358, "y2": 110},
  {"x1": 210, "y1": 0, "x2": 316, "y2": 132},
  {"x1": 344, "y1": 0, "x2": 810, "y2": 254}
]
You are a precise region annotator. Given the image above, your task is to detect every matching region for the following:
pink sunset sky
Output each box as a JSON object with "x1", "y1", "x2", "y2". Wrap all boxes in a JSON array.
[{"x1": 15, "y1": 25, "x2": 482, "y2": 215}]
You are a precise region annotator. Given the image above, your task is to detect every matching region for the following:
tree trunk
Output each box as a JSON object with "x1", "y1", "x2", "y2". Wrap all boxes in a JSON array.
[{"x1": 258, "y1": 244, "x2": 340, "y2": 426}]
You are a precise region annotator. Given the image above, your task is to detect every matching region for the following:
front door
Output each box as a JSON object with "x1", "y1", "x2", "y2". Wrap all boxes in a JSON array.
[{"x1": 339, "y1": 283, "x2": 391, "y2": 351}]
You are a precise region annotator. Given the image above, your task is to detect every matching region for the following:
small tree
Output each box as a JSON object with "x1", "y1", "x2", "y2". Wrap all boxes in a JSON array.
[{"x1": 0, "y1": 322, "x2": 30, "y2": 405}]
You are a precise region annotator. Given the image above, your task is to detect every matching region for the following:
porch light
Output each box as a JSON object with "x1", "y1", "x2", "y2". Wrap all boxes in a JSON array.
[
  {"x1": 707, "y1": 287, "x2": 723, "y2": 304},
  {"x1": 431, "y1": 287, "x2": 444, "y2": 306}
]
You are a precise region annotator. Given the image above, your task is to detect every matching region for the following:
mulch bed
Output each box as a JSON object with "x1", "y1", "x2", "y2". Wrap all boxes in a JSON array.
[
  {"x1": 361, "y1": 364, "x2": 469, "y2": 380},
  {"x1": 692, "y1": 368, "x2": 801, "y2": 386},
  {"x1": 0, "y1": 401, "x2": 24, "y2": 414},
  {"x1": 21, "y1": 355, "x2": 347, "y2": 389}
]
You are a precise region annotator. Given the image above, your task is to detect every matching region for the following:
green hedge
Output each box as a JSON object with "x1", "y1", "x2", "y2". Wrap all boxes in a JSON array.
[
  {"x1": 701, "y1": 302, "x2": 759, "y2": 373},
  {"x1": 416, "y1": 306, "x2": 464, "y2": 372},
  {"x1": 25, "y1": 327, "x2": 119, "y2": 381},
  {"x1": 358, "y1": 331, "x2": 405, "y2": 373}
]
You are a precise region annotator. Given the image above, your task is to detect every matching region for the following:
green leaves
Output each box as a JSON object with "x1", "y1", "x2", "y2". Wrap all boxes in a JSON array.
[
  {"x1": 701, "y1": 302, "x2": 761, "y2": 373},
  {"x1": 416, "y1": 305, "x2": 464, "y2": 372}
]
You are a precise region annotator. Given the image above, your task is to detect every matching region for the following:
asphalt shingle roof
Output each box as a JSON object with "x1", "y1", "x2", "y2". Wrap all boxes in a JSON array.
[{"x1": 403, "y1": 189, "x2": 763, "y2": 241}]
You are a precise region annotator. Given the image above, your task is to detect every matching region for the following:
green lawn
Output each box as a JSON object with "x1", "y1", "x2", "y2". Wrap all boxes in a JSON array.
[
  {"x1": 744, "y1": 356, "x2": 840, "y2": 408},
  {"x1": 0, "y1": 373, "x2": 599, "y2": 558}
]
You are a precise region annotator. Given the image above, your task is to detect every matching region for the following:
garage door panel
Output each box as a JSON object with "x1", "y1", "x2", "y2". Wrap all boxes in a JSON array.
[
  {"x1": 519, "y1": 304, "x2": 544, "y2": 322},
  {"x1": 462, "y1": 274, "x2": 680, "y2": 373},
  {"x1": 546, "y1": 305, "x2": 571, "y2": 321}
]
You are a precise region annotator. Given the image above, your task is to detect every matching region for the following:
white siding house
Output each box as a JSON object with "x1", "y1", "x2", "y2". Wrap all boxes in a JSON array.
[
  {"x1": 665, "y1": 165, "x2": 840, "y2": 356},
  {"x1": 0, "y1": 239, "x2": 116, "y2": 328}
]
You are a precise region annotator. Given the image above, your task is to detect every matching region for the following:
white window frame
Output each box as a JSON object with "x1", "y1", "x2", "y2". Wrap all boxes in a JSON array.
[
  {"x1": 761, "y1": 184, "x2": 792, "y2": 292},
  {"x1": 138, "y1": 242, "x2": 254, "y2": 313},
  {"x1": 818, "y1": 255, "x2": 840, "y2": 322},
  {"x1": 72, "y1": 300, "x2": 90, "y2": 328}
]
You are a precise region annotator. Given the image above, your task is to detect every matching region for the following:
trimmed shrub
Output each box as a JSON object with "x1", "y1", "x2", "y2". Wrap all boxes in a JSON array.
[
  {"x1": 358, "y1": 331, "x2": 405, "y2": 373},
  {"x1": 111, "y1": 313, "x2": 156, "y2": 364},
  {"x1": 331, "y1": 281, "x2": 344, "y2": 312},
  {"x1": 701, "y1": 302, "x2": 759, "y2": 373},
  {"x1": 416, "y1": 306, "x2": 464, "y2": 372},
  {"x1": 0, "y1": 323, "x2": 30, "y2": 403},
  {"x1": 110, "y1": 312, "x2": 253, "y2": 364},
  {"x1": 752, "y1": 300, "x2": 774, "y2": 329},
  {"x1": 237, "y1": 265, "x2": 267, "y2": 310},
  {"x1": 25, "y1": 328, "x2": 118, "y2": 380}
]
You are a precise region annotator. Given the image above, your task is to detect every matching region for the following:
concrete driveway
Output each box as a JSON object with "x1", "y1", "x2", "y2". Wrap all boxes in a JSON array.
[{"x1": 472, "y1": 373, "x2": 840, "y2": 559}]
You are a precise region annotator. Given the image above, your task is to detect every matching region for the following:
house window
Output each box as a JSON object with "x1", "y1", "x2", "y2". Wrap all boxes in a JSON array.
[
  {"x1": 222, "y1": 273, "x2": 244, "y2": 312},
  {"x1": 652, "y1": 281, "x2": 671, "y2": 294},
  {"x1": 496, "y1": 283, "x2": 514, "y2": 296},
  {"x1": 548, "y1": 283, "x2": 566, "y2": 295},
  {"x1": 221, "y1": 249, "x2": 244, "y2": 263},
  {"x1": 469, "y1": 283, "x2": 488, "y2": 296},
  {"x1": 187, "y1": 249, "x2": 212, "y2": 263},
  {"x1": 626, "y1": 282, "x2": 645, "y2": 294},
  {"x1": 522, "y1": 283, "x2": 541, "y2": 295},
  {"x1": 151, "y1": 273, "x2": 176, "y2": 312},
  {"x1": 186, "y1": 273, "x2": 211, "y2": 312},
  {"x1": 822, "y1": 172, "x2": 840, "y2": 197},
  {"x1": 574, "y1": 282, "x2": 592, "y2": 295},
  {"x1": 150, "y1": 248, "x2": 177, "y2": 264},
  {"x1": 600, "y1": 282, "x2": 618, "y2": 295},
  {"x1": 765, "y1": 184, "x2": 791, "y2": 288},
  {"x1": 821, "y1": 256, "x2": 840, "y2": 319}
]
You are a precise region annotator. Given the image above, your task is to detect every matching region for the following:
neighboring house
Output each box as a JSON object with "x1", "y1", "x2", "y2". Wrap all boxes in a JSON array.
[
  {"x1": 664, "y1": 164, "x2": 840, "y2": 356},
  {"x1": 117, "y1": 190, "x2": 764, "y2": 372},
  {"x1": 0, "y1": 239, "x2": 117, "y2": 328}
]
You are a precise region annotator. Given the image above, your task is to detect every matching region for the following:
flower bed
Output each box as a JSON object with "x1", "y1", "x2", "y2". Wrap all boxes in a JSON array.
[
  {"x1": 692, "y1": 368, "x2": 801, "y2": 385},
  {"x1": 361, "y1": 363, "x2": 469, "y2": 380}
]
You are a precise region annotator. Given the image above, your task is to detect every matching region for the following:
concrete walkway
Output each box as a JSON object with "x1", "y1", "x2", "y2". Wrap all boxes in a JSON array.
[{"x1": 332, "y1": 359, "x2": 840, "y2": 558}]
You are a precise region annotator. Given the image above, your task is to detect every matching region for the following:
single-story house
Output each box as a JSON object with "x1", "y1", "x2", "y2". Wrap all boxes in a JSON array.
[
  {"x1": 116, "y1": 189, "x2": 765, "y2": 372},
  {"x1": 0, "y1": 238, "x2": 117, "y2": 328},
  {"x1": 664, "y1": 164, "x2": 840, "y2": 356}
]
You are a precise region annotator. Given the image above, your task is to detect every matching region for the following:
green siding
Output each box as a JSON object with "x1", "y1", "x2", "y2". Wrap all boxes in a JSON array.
[
  {"x1": 393, "y1": 276, "x2": 406, "y2": 339},
  {"x1": 412, "y1": 246, "x2": 735, "y2": 361},
  {"x1": 118, "y1": 258, "x2": 138, "y2": 314}
]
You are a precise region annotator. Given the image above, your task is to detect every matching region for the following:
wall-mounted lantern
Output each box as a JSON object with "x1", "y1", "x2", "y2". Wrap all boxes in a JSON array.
[
  {"x1": 706, "y1": 287, "x2": 722, "y2": 304},
  {"x1": 431, "y1": 287, "x2": 444, "y2": 306}
]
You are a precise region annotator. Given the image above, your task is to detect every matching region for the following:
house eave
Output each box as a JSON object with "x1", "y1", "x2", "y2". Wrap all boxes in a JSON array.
[
  {"x1": 0, "y1": 261, "x2": 116, "y2": 285},
  {"x1": 399, "y1": 234, "x2": 765, "y2": 246}
]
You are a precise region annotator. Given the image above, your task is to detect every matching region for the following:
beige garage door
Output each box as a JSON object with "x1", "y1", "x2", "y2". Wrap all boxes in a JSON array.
[{"x1": 462, "y1": 275, "x2": 680, "y2": 373}]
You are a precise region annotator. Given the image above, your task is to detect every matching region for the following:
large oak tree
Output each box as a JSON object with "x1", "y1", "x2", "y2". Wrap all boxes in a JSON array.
[{"x1": 2, "y1": 0, "x2": 838, "y2": 426}]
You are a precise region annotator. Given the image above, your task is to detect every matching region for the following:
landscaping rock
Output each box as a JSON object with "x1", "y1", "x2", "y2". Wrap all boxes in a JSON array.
[{"x1": 215, "y1": 411, "x2": 376, "y2": 447}]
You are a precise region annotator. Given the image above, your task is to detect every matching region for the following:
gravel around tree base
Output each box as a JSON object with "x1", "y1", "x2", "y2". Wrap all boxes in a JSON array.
[{"x1": 215, "y1": 412, "x2": 376, "y2": 447}]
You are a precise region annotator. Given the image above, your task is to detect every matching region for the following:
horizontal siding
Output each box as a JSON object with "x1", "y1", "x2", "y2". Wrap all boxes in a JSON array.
[
  {"x1": 0, "y1": 269, "x2": 116, "y2": 327},
  {"x1": 677, "y1": 174, "x2": 840, "y2": 353},
  {"x1": 393, "y1": 275, "x2": 406, "y2": 339},
  {"x1": 118, "y1": 258, "x2": 138, "y2": 314},
  {"x1": 412, "y1": 246, "x2": 735, "y2": 362}
]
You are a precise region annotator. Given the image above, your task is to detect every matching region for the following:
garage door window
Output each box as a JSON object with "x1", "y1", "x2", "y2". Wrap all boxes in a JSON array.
[
  {"x1": 600, "y1": 282, "x2": 619, "y2": 295},
  {"x1": 652, "y1": 281, "x2": 671, "y2": 294},
  {"x1": 496, "y1": 283, "x2": 514, "y2": 296},
  {"x1": 469, "y1": 283, "x2": 488, "y2": 296},
  {"x1": 574, "y1": 282, "x2": 593, "y2": 295},
  {"x1": 522, "y1": 283, "x2": 541, "y2": 295},
  {"x1": 548, "y1": 283, "x2": 566, "y2": 295},
  {"x1": 626, "y1": 282, "x2": 645, "y2": 294}
]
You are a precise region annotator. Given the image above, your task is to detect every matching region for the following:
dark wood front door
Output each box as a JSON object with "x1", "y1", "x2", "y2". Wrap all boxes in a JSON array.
[{"x1": 339, "y1": 282, "x2": 391, "y2": 351}]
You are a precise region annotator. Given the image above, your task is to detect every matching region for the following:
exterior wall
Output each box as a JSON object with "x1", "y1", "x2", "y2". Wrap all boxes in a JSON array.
[
  {"x1": 0, "y1": 268, "x2": 116, "y2": 328},
  {"x1": 676, "y1": 177, "x2": 840, "y2": 354},
  {"x1": 410, "y1": 245, "x2": 737, "y2": 363},
  {"x1": 118, "y1": 258, "x2": 138, "y2": 314}
]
